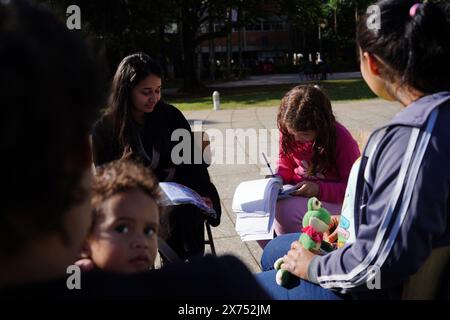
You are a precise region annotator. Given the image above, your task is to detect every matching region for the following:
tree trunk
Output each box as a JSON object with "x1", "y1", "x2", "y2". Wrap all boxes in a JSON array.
[
  {"x1": 287, "y1": 21, "x2": 294, "y2": 65},
  {"x1": 334, "y1": 8, "x2": 338, "y2": 34},
  {"x1": 237, "y1": 9, "x2": 244, "y2": 78},
  {"x1": 226, "y1": 9, "x2": 232, "y2": 80},
  {"x1": 181, "y1": 4, "x2": 201, "y2": 92},
  {"x1": 208, "y1": 17, "x2": 216, "y2": 82},
  {"x1": 159, "y1": 20, "x2": 168, "y2": 78},
  {"x1": 196, "y1": 50, "x2": 202, "y2": 82},
  {"x1": 302, "y1": 28, "x2": 306, "y2": 53},
  {"x1": 182, "y1": 31, "x2": 201, "y2": 91},
  {"x1": 226, "y1": 33, "x2": 232, "y2": 79},
  {"x1": 238, "y1": 30, "x2": 243, "y2": 77}
]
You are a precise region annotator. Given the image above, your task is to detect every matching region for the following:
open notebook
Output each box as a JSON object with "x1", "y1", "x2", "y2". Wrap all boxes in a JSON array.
[{"x1": 232, "y1": 177, "x2": 298, "y2": 241}]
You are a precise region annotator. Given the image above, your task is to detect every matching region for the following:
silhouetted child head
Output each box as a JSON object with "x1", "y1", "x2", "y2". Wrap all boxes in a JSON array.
[
  {"x1": 277, "y1": 85, "x2": 336, "y2": 176},
  {"x1": 82, "y1": 160, "x2": 164, "y2": 273},
  {"x1": 1, "y1": 0, "x2": 105, "y2": 286}
]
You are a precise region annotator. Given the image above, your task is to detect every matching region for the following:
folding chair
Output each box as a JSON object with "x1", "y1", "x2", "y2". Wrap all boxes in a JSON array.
[
  {"x1": 195, "y1": 130, "x2": 218, "y2": 256},
  {"x1": 157, "y1": 221, "x2": 217, "y2": 266},
  {"x1": 157, "y1": 236, "x2": 183, "y2": 263},
  {"x1": 204, "y1": 221, "x2": 216, "y2": 256}
]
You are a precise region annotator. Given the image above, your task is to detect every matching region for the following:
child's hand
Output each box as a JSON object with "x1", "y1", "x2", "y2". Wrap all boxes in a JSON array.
[
  {"x1": 74, "y1": 258, "x2": 95, "y2": 272},
  {"x1": 280, "y1": 240, "x2": 316, "y2": 280},
  {"x1": 324, "y1": 215, "x2": 340, "y2": 243},
  {"x1": 291, "y1": 181, "x2": 319, "y2": 198}
]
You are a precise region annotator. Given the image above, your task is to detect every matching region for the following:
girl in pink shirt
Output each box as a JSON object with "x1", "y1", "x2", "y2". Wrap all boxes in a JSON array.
[{"x1": 274, "y1": 85, "x2": 360, "y2": 237}]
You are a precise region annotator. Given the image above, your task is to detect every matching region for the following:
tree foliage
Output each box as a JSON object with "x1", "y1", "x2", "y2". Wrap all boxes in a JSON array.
[{"x1": 35, "y1": 0, "x2": 419, "y2": 90}]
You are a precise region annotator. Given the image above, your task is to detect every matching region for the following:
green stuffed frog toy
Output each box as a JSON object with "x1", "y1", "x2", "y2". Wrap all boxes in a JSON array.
[{"x1": 274, "y1": 197, "x2": 334, "y2": 286}]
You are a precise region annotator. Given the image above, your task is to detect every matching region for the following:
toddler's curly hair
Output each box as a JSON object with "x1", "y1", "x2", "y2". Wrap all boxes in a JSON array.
[{"x1": 91, "y1": 160, "x2": 168, "y2": 238}]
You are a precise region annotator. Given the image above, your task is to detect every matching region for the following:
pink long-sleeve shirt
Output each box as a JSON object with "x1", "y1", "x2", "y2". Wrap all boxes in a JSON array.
[{"x1": 276, "y1": 122, "x2": 360, "y2": 204}]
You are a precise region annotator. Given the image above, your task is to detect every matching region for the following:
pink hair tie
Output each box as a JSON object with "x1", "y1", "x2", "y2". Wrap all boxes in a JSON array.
[{"x1": 409, "y1": 3, "x2": 421, "y2": 17}]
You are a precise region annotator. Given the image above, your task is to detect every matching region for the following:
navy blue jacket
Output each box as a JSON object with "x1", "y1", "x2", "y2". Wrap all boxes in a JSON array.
[{"x1": 308, "y1": 92, "x2": 450, "y2": 296}]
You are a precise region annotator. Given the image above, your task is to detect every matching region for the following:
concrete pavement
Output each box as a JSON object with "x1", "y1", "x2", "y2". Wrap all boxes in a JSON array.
[{"x1": 182, "y1": 98, "x2": 403, "y2": 273}]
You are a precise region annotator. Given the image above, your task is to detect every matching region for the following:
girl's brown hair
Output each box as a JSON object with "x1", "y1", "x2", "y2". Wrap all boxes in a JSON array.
[{"x1": 277, "y1": 85, "x2": 336, "y2": 176}]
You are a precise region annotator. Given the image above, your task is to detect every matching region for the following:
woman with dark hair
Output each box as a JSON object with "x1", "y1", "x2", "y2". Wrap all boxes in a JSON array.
[
  {"x1": 256, "y1": 0, "x2": 450, "y2": 299},
  {"x1": 92, "y1": 53, "x2": 221, "y2": 261}
]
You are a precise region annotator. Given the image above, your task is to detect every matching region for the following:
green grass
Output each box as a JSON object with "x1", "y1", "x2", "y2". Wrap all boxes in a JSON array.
[{"x1": 166, "y1": 79, "x2": 377, "y2": 111}]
